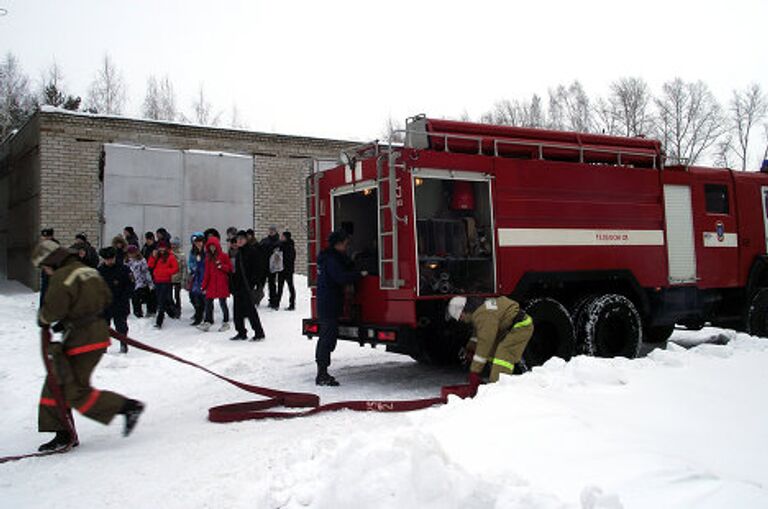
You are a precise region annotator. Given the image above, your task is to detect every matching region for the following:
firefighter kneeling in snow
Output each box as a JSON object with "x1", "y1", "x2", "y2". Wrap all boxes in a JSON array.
[
  {"x1": 32, "y1": 240, "x2": 145, "y2": 452},
  {"x1": 447, "y1": 296, "x2": 533, "y2": 391}
]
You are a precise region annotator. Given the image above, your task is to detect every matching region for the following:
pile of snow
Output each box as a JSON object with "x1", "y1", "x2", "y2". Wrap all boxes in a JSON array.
[{"x1": 1, "y1": 278, "x2": 767, "y2": 508}]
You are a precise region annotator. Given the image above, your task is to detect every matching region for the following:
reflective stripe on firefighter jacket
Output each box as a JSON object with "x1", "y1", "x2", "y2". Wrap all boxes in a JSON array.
[
  {"x1": 39, "y1": 257, "x2": 113, "y2": 355},
  {"x1": 462, "y1": 296, "x2": 534, "y2": 379}
]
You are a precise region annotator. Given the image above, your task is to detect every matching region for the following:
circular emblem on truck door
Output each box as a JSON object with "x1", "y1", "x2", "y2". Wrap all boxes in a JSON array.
[{"x1": 716, "y1": 221, "x2": 725, "y2": 242}]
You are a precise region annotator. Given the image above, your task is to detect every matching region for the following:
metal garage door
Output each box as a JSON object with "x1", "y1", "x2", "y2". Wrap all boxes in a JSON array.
[{"x1": 102, "y1": 144, "x2": 253, "y2": 249}]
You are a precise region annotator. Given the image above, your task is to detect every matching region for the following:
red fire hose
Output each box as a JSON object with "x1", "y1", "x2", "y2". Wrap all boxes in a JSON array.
[{"x1": 1, "y1": 329, "x2": 475, "y2": 463}]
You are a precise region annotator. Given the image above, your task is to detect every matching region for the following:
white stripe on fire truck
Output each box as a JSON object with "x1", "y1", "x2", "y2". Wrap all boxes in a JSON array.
[
  {"x1": 497, "y1": 228, "x2": 665, "y2": 247},
  {"x1": 702, "y1": 232, "x2": 738, "y2": 248}
]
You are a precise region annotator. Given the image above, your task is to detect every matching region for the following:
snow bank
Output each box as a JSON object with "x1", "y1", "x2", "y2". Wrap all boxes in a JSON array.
[{"x1": 1, "y1": 280, "x2": 768, "y2": 508}]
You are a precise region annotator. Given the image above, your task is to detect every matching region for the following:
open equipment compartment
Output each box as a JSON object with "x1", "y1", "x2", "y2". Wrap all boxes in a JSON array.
[
  {"x1": 414, "y1": 171, "x2": 495, "y2": 296},
  {"x1": 331, "y1": 184, "x2": 379, "y2": 275}
]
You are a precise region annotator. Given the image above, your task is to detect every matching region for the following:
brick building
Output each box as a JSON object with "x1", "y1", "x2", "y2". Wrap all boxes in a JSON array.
[{"x1": 0, "y1": 108, "x2": 354, "y2": 289}]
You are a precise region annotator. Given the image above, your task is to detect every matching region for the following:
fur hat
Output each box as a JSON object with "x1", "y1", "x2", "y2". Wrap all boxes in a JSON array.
[
  {"x1": 99, "y1": 246, "x2": 117, "y2": 259},
  {"x1": 31, "y1": 240, "x2": 68, "y2": 268}
]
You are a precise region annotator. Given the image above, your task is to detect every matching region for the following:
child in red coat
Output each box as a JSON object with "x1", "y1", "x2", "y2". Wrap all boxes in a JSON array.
[
  {"x1": 148, "y1": 241, "x2": 179, "y2": 329},
  {"x1": 199, "y1": 236, "x2": 232, "y2": 332}
]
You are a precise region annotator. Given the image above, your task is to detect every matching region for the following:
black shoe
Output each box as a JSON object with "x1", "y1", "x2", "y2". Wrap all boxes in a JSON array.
[
  {"x1": 251, "y1": 333, "x2": 265, "y2": 341},
  {"x1": 134, "y1": 313, "x2": 144, "y2": 319},
  {"x1": 190, "y1": 320, "x2": 201, "y2": 326},
  {"x1": 286, "y1": 306, "x2": 295, "y2": 311},
  {"x1": 38, "y1": 430, "x2": 78, "y2": 452},
  {"x1": 315, "y1": 373, "x2": 340, "y2": 386},
  {"x1": 122, "y1": 400, "x2": 145, "y2": 437},
  {"x1": 120, "y1": 343, "x2": 128, "y2": 354},
  {"x1": 230, "y1": 333, "x2": 247, "y2": 341},
  {"x1": 153, "y1": 323, "x2": 162, "y2": 329}
]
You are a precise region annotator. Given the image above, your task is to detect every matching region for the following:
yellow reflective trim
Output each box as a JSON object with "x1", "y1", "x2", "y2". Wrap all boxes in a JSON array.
[
  {"x1": 513, "y1": 315, "x2": 532, "y2": 329},
  {"x1": 492, "y1": 358, "x2": 515, "y2": 371}
]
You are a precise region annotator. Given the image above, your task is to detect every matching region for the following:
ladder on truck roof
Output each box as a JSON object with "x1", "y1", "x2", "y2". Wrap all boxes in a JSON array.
[
  {"x1": 377, "y1": 149, "x2": 405, "y2": 290},
  {"x1": 306, "y1": 161, "x2": 322, "y2": 288}
]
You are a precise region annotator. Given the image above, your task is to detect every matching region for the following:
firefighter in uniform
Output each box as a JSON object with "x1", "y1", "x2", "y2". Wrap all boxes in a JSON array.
[
  {"x1": 447, "y1": 295, "x2": 534, "y2": 390},
  {"x1": 32, "y1": 240, "x2": 145, "y2": 452}
]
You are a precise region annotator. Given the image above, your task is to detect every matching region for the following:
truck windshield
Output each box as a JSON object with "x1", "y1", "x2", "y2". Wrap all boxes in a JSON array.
[{"x1": 414, "y1": 177, "x2": 494, "y2": 295}]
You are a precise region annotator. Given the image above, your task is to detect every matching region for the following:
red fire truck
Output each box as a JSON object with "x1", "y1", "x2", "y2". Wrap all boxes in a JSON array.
[{"x1": 302, "y1": 115, "x2": 768, "y2": 366}]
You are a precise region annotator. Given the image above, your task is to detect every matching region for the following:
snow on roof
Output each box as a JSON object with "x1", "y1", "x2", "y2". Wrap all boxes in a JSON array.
[{"x1": 38, "y1": 105, "x2": 361, "y2": 144}]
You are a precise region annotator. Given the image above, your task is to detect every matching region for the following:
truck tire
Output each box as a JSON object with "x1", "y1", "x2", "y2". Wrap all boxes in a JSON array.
[
  {"x1": 578, "y1": 294, "x2": 642, "y2": 358},
  {"x1": 572, "y1": 294, "x2": 599, "y2": 355},
  {"x1": 747, "y1": 288, "x2": 768, "y2": 338},
  {"x1": 522, "y1": 298, "x2": 575, "y2": 367}
]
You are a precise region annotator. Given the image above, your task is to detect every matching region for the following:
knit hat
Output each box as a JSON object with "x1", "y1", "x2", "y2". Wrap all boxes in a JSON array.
[
  {"x1": 282, "y1": 231, "x2": 292, "y2": 240},
  {"x1": 126, "y1": 245, "x2": 139, "y2": 255},
  {"x1": 236, "y1": 230, "x2": 248, "y2": 239}
]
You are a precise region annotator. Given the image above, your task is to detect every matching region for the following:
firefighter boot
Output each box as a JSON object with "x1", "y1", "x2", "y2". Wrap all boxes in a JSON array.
[
  {"x1": 121, "y1": 399, "x2": 146, "y2": 437},
  {"x1": 315, "y1": 365, "x2": 340, "y2": 387},
  {"x1": 38, "y1": 430, "x2": 78, "y2": 452}
]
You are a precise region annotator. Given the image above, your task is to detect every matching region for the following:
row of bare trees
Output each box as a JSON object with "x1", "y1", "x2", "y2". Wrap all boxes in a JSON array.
[
  {"x1": 475, "y1": 78, "x2": 767, "y2": 169},
  {"x1": 0, "y1": 52, "x2": 247, "y2": 140}
]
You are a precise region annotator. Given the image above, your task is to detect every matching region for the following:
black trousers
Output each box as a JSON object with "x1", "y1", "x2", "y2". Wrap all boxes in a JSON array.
[
  {"x1": 155, "y1": 283, "x2": 172, "y2": 326},
  {"x1": 131, "y1": 287, "x2": 147, "y2": 317},
  {"x1": 104, "y1": 307, "x2": 129, "y2": 351},
  {"x1": 233, "y1": 292, "x2": 264, "y2": 337},
  {"x1": 190, "y1": 291, "x2": 205, "y2": 323},
  {"x1": 267, "y1": 273, "x2": 278, "y2": 307},
  {"x1": 172, "y1": 283, "x2": 182, "y2": 317},
  {"x1": 204, "y1": 297, "x2": 230, "y2": 324},
  {"x1": 316, "y1": 317, "x2": 338, "y2": 369},
  {"x1": 277, "y1": 271, "x2": 296, "y2": 308}
]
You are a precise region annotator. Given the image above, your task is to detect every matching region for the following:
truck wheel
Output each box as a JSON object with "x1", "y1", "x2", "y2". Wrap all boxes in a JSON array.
[
  {"x1": 578, "y1": 294, "x2": 642, "y2": 358},
  {"x1": 572, "y1": 294, "x2": 599, "y2": 355},
  {"x1": 747, "y1": 288, "x2": 768, "y2": 338},
  {"x1": 522, "y1": 298, "x2": 575, "y2": 367}
]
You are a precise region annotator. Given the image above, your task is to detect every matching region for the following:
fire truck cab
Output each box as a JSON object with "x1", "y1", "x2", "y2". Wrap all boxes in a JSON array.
[{"x1": 303, "y1": 115, "x2": 768, "y2": 366}]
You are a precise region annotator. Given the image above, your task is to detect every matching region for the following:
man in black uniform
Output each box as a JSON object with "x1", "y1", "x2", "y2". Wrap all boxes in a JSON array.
[
  {"x1": 315, "y1": 230, "x2": 366, "y2": 386},
  {"x1": 260, "y1": 226, "x2": 281, "y2": 310},
  {"x1": 230, "y1": 231, "x2": 266, "y2": 341}
]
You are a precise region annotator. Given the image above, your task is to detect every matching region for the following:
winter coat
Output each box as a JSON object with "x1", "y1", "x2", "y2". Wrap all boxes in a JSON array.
[
  {"x1": 281, "y1": 239, "x2": 296, "y2": 274},
  {"x1": 141, "y1": 242, "x2": 156, "y2": 263},
  {"x1": 316, "y1": 248, "x2": 361, "y2": 319},
  {"x1": 126, "y1": 257, "x2": 154, "y2": 290},
  {"x1": 231, "y1": 244, "x2": 265, "y2": 297},
  {"x1": 461, "y1": 296, "x2": 532, "y2": 375},
  {"x1": 76, "y1": 242, "x2": 99, "y2": 268},
  {"x1": 261, "y1": 233, "x2": 281, "y2": 273},
  {"x1": 148, "y1": 252, "x2": 179, "y2": 284},
  {"x1": 38, "y1": 256, "x2": 113, "y2": 355},
  {"x1": 202, "y1": 237, "x2": 232, "y2": 299},
  {"x1": 171, "y1": 248, "x2": 187, "y2": 285},
  {"x1": 112, "y1": 236, "x2": 128, "y2": 265},
  {"x1": 98, "y1": 262, "x2": 133, "y2": 315},
  {"x1": 188, "y1": 248, "x2": 206, "y2": 295}
]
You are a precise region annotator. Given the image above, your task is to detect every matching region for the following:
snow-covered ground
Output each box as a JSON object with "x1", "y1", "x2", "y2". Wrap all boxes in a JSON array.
[{"x1": 1, "y1": 278, "x2": 767, "y2": 508}]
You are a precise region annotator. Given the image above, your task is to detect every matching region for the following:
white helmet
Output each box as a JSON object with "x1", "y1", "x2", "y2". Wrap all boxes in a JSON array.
[{"x1": 446, "y1": 296, "x2": 467, "y2": 321}]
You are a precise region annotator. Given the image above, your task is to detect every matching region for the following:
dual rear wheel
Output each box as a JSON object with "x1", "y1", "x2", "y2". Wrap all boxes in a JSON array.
[{"x1": 523, "y1": 293, "x2": 643, "y2": 367}]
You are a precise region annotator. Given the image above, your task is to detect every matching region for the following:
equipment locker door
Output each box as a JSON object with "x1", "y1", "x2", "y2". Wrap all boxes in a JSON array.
[
  {"x1": 692, "y1": 175, "x2": 738, "y2": 288},
  {"x1": 663, "y1": 185, "x2": 697, "y2": 284},
  {"x1": 763, "y1": 186, "x2": 768, "y2": 254}
]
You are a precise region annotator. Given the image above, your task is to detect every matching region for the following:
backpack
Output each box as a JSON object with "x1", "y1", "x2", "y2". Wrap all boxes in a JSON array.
[{"x1": 269, "y1": 248, "x2": 284, "y2": 274}]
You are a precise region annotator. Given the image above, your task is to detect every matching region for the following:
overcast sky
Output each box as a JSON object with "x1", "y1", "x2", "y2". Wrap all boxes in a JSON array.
[{"x1": 1, "y1": 0, "x2": 767, "y2": 144}]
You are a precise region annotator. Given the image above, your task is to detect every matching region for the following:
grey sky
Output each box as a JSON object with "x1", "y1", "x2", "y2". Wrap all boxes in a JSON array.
[{"x1": 1, "y1": 0, "x2": 767, "y2": 143}]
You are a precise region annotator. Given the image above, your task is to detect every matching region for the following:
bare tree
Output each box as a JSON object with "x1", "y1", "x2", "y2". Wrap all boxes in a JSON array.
[
  {"x1": 654, "y1": 78, "x2": 724, "y2": 165},
  {"x1": 229, "y1": 103, "x2": 248, "y2": 129},
  {"x1": 548, "y1": 81, "x2": 592, "y2": 132},
  {"x1": 728, "y1": 84, "x2": 767, "y2": 170},
  {"x1": 157, "y1": 76, "x2": 177, "y2": 121},
  {"x1": 0, "y1": 52, "x2": 36, "y2": 139},
  {"x1": 382, "y1": 115, "x2": 404, "y2": 143},
  {"x1": 610, "y1": 77, "x2": 653, "y2": 136},
  {"x1": 483, "y1": 94, "x2": 545, "y2": 128},
  {"x1": 191, "y1": 84, "x2": 220, "y2": 126},
  {"x1": 142, "y1": 75, "x2": 161, "y2": 120},
  {"x1": 593, "y1": 97, "x2": 621, "y2": 135},
  {"x1": 86, "y1": 54, "x2": 126, "y2": 115}
]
